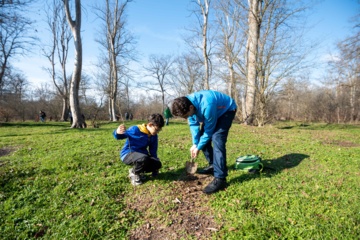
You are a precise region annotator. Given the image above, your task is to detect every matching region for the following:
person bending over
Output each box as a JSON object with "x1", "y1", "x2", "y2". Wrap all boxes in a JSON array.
[{"x1": 171, "y1": 90, "x2": 237, "y2": 194}]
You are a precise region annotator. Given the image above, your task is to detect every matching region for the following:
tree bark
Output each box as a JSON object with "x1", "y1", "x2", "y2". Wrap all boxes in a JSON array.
[
  {"x1": 64, "y1": 0, "x2": 85, "y2": 128},
  {"x1": 199, "y1": 0, "x2": 211, "y2": 90},
  {"x1": 242, "y1": 0, "x2": 260, "y2": 125}
]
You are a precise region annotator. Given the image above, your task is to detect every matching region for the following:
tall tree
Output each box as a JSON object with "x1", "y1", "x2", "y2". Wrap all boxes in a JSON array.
[
  {"x1": 227, "y1": 0, "x2": 312, "y2": 126},
  {"x1": 187, "y1": 0, "x2": 213, "y2": 90},
  {"x1": 255, "y1": 0, "x2": 312, "y2": 126},
  {"x1": 242, "y1": 0, "x2": 260, "y2": 125},
  {"x1": 214, "y1": 0, "x2": 247, "y2": 111},
  {"x1": 64, "y1": 0, "x2": 85, "y2": 128},
  {"x1": 43, "y1": 0, "x2": 72, "y2": 121},
  {"x1": 94, "y1": 0, "x2": 135, "y2": 121}
]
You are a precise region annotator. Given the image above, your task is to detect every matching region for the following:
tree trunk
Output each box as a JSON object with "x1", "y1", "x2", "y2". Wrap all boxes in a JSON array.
[
  {"x1": 64, "y1": 0, "x2": 85, "y2": 128},
  {"x1": 198, "y1": 0, "x2": 210, "y2": 90},
  {"x1": 242, "y1": 0, "x2": 260, "y2": 125},
  {"x1": 110, "y1": 95, "x2": 117, "y2": 121},
  {"x1": 227, "y1": 62, "x2": 236, "y2": 99},
  {"x1": 61, "y1": 98, "x2": 69, "y2": 122},
  {"x1": 110, "y1": 43, "x2": 118, "y2": 121}
]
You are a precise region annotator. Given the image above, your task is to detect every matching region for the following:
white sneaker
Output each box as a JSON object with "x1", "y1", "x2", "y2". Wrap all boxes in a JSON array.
[
  {"x1": 128, "y1": 168, "x2": 142, "y2": 186},
  {"x1": 128, "y1": 168, "x2": 135, "y2": 177}
]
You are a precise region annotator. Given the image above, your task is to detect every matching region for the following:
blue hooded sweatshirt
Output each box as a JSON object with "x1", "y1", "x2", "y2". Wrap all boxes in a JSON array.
[
  {"x1": 186, "y1": 90, "x2": 237, "y2": 150},
  {"x1": 113, "y1": 124, "x2": 159, "y2": 161}
]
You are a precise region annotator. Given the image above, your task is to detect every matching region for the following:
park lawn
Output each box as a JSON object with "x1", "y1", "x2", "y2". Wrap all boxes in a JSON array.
[{"x1": 0, "y1": 121, "x2": 359, "y2": 239}]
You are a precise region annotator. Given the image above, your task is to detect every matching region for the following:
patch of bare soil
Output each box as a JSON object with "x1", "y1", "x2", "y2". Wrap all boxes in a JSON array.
[
  {"x1": 127, "y1": 173, "x2": 222, "y2": 240},
  {"x1": 0, "y1": 147, "x2": 13, "y2": 157},
  {"x1": 0, "y1": 148, "x2": 14, "y2": 167}
]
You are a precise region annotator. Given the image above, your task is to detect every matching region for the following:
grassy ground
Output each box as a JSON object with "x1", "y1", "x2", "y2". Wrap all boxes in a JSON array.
[{"x1": 0, "y1": 120, "x2": 359, "y2": 239}]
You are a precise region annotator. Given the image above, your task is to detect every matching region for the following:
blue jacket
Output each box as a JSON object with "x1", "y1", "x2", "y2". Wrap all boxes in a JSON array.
[
  {"x1": 113, "y1": 124, "x2": 159, "y2": 161},
  {"x1": 187, "y1": 90, "x2": 237, "y2": 150}
]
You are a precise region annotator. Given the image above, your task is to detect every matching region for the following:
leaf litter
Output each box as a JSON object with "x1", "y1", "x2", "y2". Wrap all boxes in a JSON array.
[{"x1": 126, "y1": 173, "x2": 222, "y2": 240}]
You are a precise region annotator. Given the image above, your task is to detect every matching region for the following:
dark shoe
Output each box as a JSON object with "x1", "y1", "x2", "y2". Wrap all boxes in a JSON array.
[
  {"x1": 139, "y1": 173, "x2": 147, "y2": 181},
  {"x1": 203, "y1": 178, "x2": 227, "y2": 194},
  {"x1": 197, "y1": 165, "x2": 214, "y2": 175},
  {"x1": 152, "y1": 169, "x2": 159, "y2": 177}
]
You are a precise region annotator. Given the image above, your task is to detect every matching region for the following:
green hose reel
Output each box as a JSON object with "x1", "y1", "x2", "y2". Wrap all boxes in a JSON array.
[{"x1": 235, "y1": 155, "x2": 263, "y2": 172}]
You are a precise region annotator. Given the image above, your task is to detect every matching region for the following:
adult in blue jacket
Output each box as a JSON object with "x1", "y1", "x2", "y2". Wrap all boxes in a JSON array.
[{"x1": 171, "y1": 90, "x2": 237, "y2": 194}]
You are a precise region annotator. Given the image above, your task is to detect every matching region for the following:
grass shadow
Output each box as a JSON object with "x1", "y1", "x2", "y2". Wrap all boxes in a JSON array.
[
  {"x1": 229, "y1": 153, "x2": 309, "y2": 184},
  {"x1": 277, "y1": 126, "x2": 295, "y2": 129},
  {"x1": 0, "y1": 122, "x2": 66, "y2": 128},
  {"x1": 147, "y1": 167, "x2": 189, "y2": 182},
  {"x1": 145, "y1": 153, "x2": 309, "y2": 184},
  {"x1": 0, "y1": 166, "x2": 38, "y2": 192}
]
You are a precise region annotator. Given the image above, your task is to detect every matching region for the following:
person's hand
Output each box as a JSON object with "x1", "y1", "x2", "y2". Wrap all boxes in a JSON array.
[
  {"x1": 190, "y1": 144, "x2": 199, "y2": 158},
  {"x1": 116, "y1": 124, "x2": 126, "y2": 134}
]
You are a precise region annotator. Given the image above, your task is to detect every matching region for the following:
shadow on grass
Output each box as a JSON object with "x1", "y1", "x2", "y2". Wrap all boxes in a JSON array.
[
  {"x1": 0, "y1": 122, "x2": 67, "y2": 128},
  {"x1": 277, "y1": 123, "x2": 310, "y2": 130},
  {"x1": 150, "y1": 168, "x2": 188, "y2": 182},
  {"x1": 228, "y1": 153, "x2": 309, "y2": 184},
  {"x1": 0, "y1": 166, "x2": 38, "y2": 193},
  {"x1": 142, "y1": 153, "x2": 309, "y2": 184}
]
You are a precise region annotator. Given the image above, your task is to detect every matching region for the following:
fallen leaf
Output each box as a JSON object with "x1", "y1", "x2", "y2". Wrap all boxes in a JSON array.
[
  {"x1": 206, "y1": 227, "x2": 218, "y2": 232},
  {"x1": 172, "y1": 198, "x2": 181, "y2": 204}
]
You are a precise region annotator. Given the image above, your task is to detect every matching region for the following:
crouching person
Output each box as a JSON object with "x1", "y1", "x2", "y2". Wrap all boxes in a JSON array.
[{"x1": 113, "y1": 113, "x2": 164, "y2": 186}]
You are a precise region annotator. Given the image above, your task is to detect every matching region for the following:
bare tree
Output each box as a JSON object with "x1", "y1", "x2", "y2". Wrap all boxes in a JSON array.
[
  {"x1": 187, "y1": 0, "x2": 214, "y2": 90},
  {"x1": 242, "y1": 0, "x2": 260, "y2": 125},
  {"x1": 0, "y1": 0, "x2": 35, "y2": 91},
  {"x1": 328, "y1": 37, "x2": 360, "y2": 123},
  {"x1": 94, "y1": 0, "x2": 135, "y2": 121},
  {"x1": 43, "y1": 0, "x2": 72, "y2": 121},
  {"x1": 171, "y1": 53, "x2": 203, "y2": 96},
  {"x1": 214, "y1": 0, "x2": 247, "y2": 116},
  {"x1": 256, "y1": 1, "x2": 312, "y2": 126},
  {"x1": 64, "y1": 0, "x2": 85, "y2": 128},
  {"x1": 225, "y1": 0, "x2": 312, "y2": 126},
  {"x1": 1, "y1": 69, "x2": 29, "y2": 121},
  {"x1": 143, "y1": 54, "x2": 173, "y2": 112}
]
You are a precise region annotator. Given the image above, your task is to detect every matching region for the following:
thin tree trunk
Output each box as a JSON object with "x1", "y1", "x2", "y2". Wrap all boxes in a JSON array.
[
  {"x1": 64, "y1": 0, "x2": 85, "y2": 128},
  {"x1": 198, "y1": 0, "x2": 210, "y2": 90}
]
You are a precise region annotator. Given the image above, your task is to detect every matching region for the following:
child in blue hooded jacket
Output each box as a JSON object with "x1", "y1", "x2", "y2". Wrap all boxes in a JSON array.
[
  {"x1": 113, "y1": 113, "x2": 164, "y2": 186},
  {"x1": 171, "y1": 90, "x2": 237, "y2": 194}
]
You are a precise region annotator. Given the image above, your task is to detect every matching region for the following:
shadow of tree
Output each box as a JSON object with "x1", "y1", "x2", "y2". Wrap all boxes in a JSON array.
[{"x1": 228, "y1": 153, "x2": 309, "y2": 184}]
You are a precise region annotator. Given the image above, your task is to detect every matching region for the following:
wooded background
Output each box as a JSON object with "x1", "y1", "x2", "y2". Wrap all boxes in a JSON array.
[{"x1": 1, "y1": 0, "x2": 359, "y2": 126}]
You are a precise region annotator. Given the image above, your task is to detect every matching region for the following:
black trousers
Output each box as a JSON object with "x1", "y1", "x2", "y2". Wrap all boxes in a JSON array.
[{"x1": 123, "y1": 152, "x2": 162, "y2": 174}]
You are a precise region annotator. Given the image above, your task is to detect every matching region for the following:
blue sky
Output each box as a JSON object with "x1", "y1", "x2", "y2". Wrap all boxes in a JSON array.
[{"x1": 13, "y1": 0, "x2": 359, "y2": 88}]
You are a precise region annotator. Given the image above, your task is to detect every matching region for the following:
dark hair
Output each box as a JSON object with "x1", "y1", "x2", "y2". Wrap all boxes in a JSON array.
[
  {"x1": 148, "y1": 113, "x2": 165, "y2": 128},
  {"x1": 171, "y1": 97, "x2": 193, "y2": 117}
]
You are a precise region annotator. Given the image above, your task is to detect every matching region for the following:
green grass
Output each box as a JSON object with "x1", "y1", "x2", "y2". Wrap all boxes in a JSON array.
[{"x1": 0, "y1": 121, "x2": 359, "y2": 239}]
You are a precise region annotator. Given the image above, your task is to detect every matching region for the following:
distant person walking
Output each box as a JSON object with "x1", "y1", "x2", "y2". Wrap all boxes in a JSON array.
[
  {"x1": 163, "y1": 106, "x2": 173, "y2": 126},
  {"x1": 69, "y1": 111, "x2": 73, "y2": 124},
  {"x1": 39, "y1": 110, "x2": 46, "y2": 122}
]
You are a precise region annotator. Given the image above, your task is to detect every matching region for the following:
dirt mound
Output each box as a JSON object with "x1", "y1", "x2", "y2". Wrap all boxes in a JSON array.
[{"x1": 127, "y1": 173, "x2": 221, "y2": 240}]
